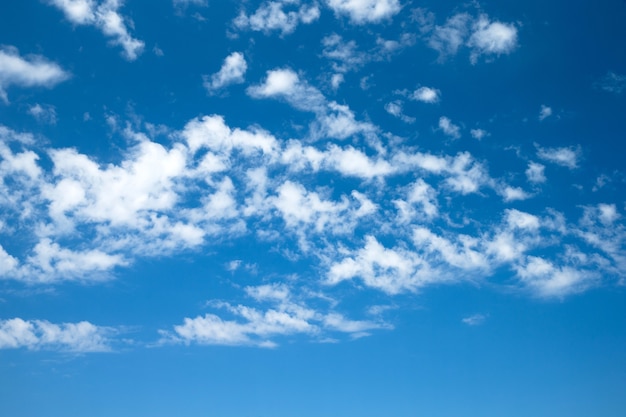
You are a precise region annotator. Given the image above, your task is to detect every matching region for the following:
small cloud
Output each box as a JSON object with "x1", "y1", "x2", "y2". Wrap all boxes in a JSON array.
[
  {"x1": 536, "y1": 144, "x2": 580, "y2": 169},
  {"x1": 411, "y1": 86, "x2": 440, "y2": 103},
  {"x1": 462, "y1": 313, "x2": 486, "y2": 326},
  {"x1": 470, "y1": 128, "x2": 488, "y2": 140},
  {"x1": 385, "y1": 100, "x2": 415, "y2": 123},
  {"x1": 438, "y1": 116, "x2": 461, "y2": 139},
  {"x1": 595, "y1": 72, "x2": 626, "y2": 94},
  {"x1": 153, "y1": 45, "x2": 164, "y2": 57},
  {"x1": 538, "y1": 104, "x2": 552, "y2": 121},
  {"x1": 28, "y1": 103, "x2": 57, "y2": 124},
  {"x1": 526, "y1": 162, "x2": 546, "y2": 183},
  {"x1": 203, "y1": 52, "x2": 247, "y2": 93},
  {"x1": 468, "y1": 15, "x2": 518, "y2": 64},
  {"x1": 326, "y1": 0, "x2": 402, "y2": 24}
]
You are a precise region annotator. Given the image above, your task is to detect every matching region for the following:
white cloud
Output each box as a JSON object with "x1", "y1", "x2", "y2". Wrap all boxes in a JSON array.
[
  {"x1": 47, "y1": 0, "x2": 145, "y2": 60},
  {"x1": 595, "y1": 72, "x2": 626, "y2": 94},
  {"x1": 462, "y1": 313, "x2": 486, "y2": 326},
  {"x1": 384, "y1": 100, "x2": 415, "y2": 123},
  {"x1": 470, "y1": 128, "x2": 488, "y2": 140},
  {"x1": 438, "y1": 116, "x2": 461, "y2": 139},
  {"x1": 233, "y1": 1, "x2": 320, "y2": 35},
  {"x1": 411, "y1": 86, "x2": 440, "y2": 103},
  {"x1": 203, "y1": 52, "x2": 247, "y2": 93},
  {"x1": 248, "y1": 69, "x2": 376, "y2": 140},
  {"x1": 536, "y1": 145, "x2": 580, "y2": 169},
  {"x1": 526, "y1": 162, "x2": 546, "y2": 183},
  {"x1": 28, "y1": 103, "x2": 57, "y2": 124},
  {"x1": 420, "y1": 11, "x2": 518, "y2": 64},
  {"x1": 0, "y1": 318, "x2": 114, "y2": 352},
  {"x1": 467, "y1": 15, "x2": 518, "y2": 64},
  {"x1": 427, "y1": 13, "x2": 471, "y2": 58},
  {"x1": 515, "y1": 256, "x2": 598, "y2": 298},
  {"x1": 0, "y1": 47, "x2": 69, "y2": 103},
  {"x1": 539, "y1": 105, "x2": 552, "y2": 121},
  {"x1": 163, "y1": 283, "x2": 390, "y2": 347},
  {"x1": 501, "y1": 186, "x2": 530, "y2": 202},
  {"x1": 326, "y1": 0, "x2": 401, "y2": 24}
]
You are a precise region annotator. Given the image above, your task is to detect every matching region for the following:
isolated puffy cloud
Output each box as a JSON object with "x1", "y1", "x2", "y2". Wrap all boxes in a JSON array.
[
  {"x1": 536, "y1": 145, "x2": 580, "y2": 169},
  {"x1": 539, "y1": 105, "x2": 552, "y2": 121},
  {"x1": 467, "y1": 15, "x2": 518, "y2": 64},
  {"x1": 326, "y1": 0, "x2": 402, "y2": 24},
  {"x1": 526, "y1": 162, "x2": 546, "y2": 183},
  {"x1": 438, "y1": 116, "x2": 461, "y2": 139},
  {"x1": 0, "y1": 47, "x2": 69, "y2": 103},
  {"x1": 47, "y1": 0, "x2": 145, "y2": 60},
  {"x1": 233, "y1": 0, "x2": 320, "y2": 35},
  {"x1": 203, "y1": 52, "x2": 247, "y2": 93},
  {"x1": 0, "y1": 318, "x2": 114, "y2": 352},
  {"x1": 411, "y1": 86, "x2": 440, "y2": 103},
  {"x1": 470, "y1": 128, "x2": 488, "y2": 140}
]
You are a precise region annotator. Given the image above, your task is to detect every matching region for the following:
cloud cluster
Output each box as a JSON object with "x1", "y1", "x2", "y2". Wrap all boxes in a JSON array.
[
  {"x1": 233, "y1": 0, "x2": 320, "y2": 35},
  {"x1": 326, "y1": 0, "x2": 402, "y2": 24},
  {"x1": 416, "y1": 9, "x2": 518, "y2": 63},
  {"x1": 0, "y1": 318, "x2": 114, "y2": 352},
  {"x1": 47, "y1": 0, "x2": 145, "y2": 60}
]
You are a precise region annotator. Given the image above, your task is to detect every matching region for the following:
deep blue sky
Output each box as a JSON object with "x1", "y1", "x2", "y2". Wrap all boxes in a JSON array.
[{"x1": 1, "y1": 1, "x2": 625, "y2": 416}]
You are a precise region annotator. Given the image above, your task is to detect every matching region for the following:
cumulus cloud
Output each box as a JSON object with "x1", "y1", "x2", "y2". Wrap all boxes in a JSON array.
[
  {"x1": 233, "y1": 0, "x2": 320, "y2": 35},
  {"x1": 203, "y1": 52, "x2": 247, "y2": 93},
  {"x1": 0, "y1": 318, "x2": 114, "y2": 352},
  {"x1": 526, "y1": 162, "x2": 546, "y2": 183},
  {"x1": 438, "y1": 116, "x2": 461, "y2": 139},
  {"x1": 536, "y1": 145, "x2": 580, "y2": 169},
  {"x1": 418, "y1": 11, "x2": 518, "y2": 63},
  {"x1": 470, "y1": 128, "x2": 488, "y2": 140},
  {"x1": 47, "y1": 0, "x2": 145, "y2": 60},
  {"x1": 161, "y1": 283, "x2": 390, "y2": 347},
  {"x1": 0, "y1": 47, "x2": 69, "y2": 103},
  {"x1": 467, "y1": 15, "x2": 518, "y2": 64},
  {"x1": 385, "y1": 100, "x2": 415, "y2": 123},
  {"x1": 248, "y1": 68, "x2": 376, "y2": 139},
  {"x1": 326, "y1": 0, "x2": 401, "y2": 24},
  {"x1": 411, "y1": 86, "x2": 440, "y2": 103},
  {"x1": 539, "y1": 105, "x2": 552, "y2": 121}
]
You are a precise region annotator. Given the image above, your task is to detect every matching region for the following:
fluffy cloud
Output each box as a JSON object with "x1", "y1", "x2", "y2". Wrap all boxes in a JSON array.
[
  {"x1": 418, "y1": 11, "x2": 518, "y2": 63},
  {"x1": 0, "y1": 318, "x2": 114, "y2": 352},
  {"x1": 438, "y1": 116, "x2": 461, "y2": 139},
  {"x1": 0, "y1": 47, "x2": 69, "y2": 103},
  {"x1": 233, "y1": 1, "x2": 320, "y2": 35},
  {"x1": 47, "y1": 0, "x2": 145, "y2": 60},
  {"x1": 411, "y1": 86, "x2": 440, "y2": 103},
  {"x1": 385, "y1": 100, "x2": 415, "y2": 123},
  {"x1": 539, "y1": 105, "x2": 552, "y2": 121},
  {"x1": 203, "y1": 52, "x2": 247, "y2": 93},
  {"x1": 536, "y1": 145, "x2": 580, "y2": 169},
  {"x1": 162, "y1": 283, "x2": 390, "y2": 347},
  {"x1": 326, "y1": 0, "x2": 402, "y2": 24},
  {"x1": 467, "y1": 15, "x2": 518, "y2": 64},
  {"x1": 526, "y1": 162, "x2": 546, "y2": 183}
]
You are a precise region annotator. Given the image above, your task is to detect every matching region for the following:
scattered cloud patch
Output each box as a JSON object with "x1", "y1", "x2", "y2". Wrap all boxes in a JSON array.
[
  {"x1": 595, "y1": 72, "x2": 626, "y2": 94},
  {"x1": 233, "y1": 1, "x2": 320, "y2": 35},
  {"x1": 539, "y1": 105, "x2": 552, "y2": 121},
  {"x1": 526, "y1": 162, "x2": 546, "y2": 183},
  {"x1": 411, "y1": 86, "x2": 440, "y2": 103},
  {"x1": 203, "y1": 52, "x2": 247, "y2": 93},
  {"x1": 326, "y1": 0, "x2": 402, "y2": 24},
  {"x1": 537, "y1": 145, "x2": 580, "y2": 169},
  {"x1": 438, "y1": 116, "x2": 461, "y2": 139},
  {"x1": 0, "y1": 318, "x2": 115, "y2": 352},
  {"x1": 28, "y1": 103, "x2": 58, "y2": 124},
  {"x1": 467, "y1": 15, "x2": 518, "y2": 64},
  {"x1": 462, "y1": 313, "x2": 486, "y2": 326},
  {"x1": 470, "y1": 128, "x2": 488, "y2": 140},
  {"x1": 385, "y1": 100, "x2": 415, "y2": 123},
  {"x1": 0, "y1": 47, "x2": 69, "y2": 103},
  {"x1": 47, "y1": 0, "x2": 145, "y2": 60}
]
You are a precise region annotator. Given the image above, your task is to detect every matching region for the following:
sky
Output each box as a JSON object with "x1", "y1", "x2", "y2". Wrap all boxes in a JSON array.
[{"x1": 0, "y1": 0, "x2": 625, "y2": 416}]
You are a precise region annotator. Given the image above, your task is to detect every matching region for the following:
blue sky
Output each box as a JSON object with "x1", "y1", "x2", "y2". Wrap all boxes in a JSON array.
[{"x1": 1, "y1": 0, "x2": 625, "y2": 416}]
